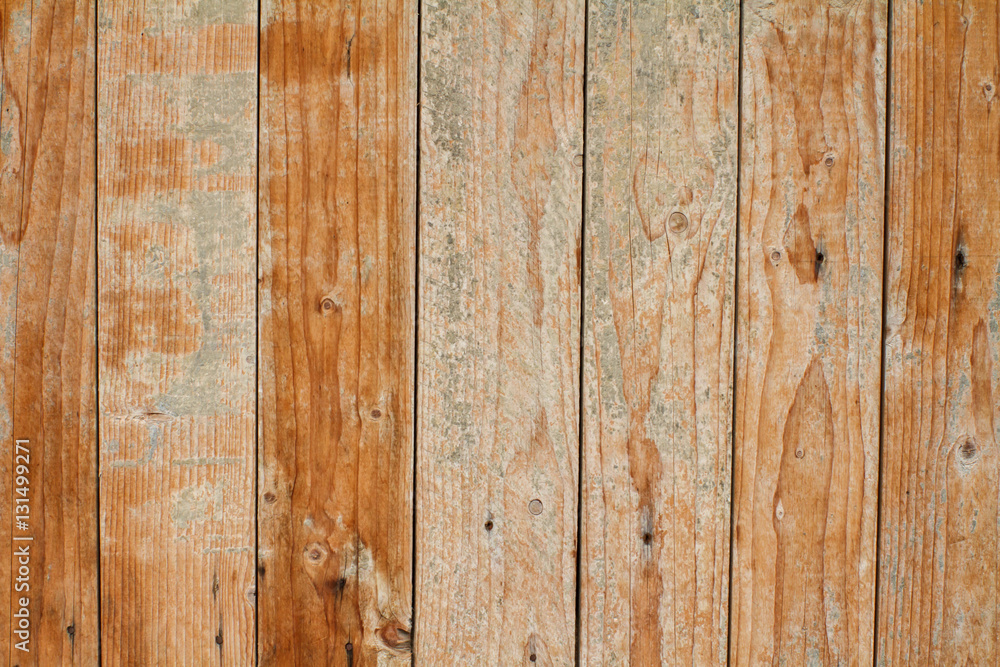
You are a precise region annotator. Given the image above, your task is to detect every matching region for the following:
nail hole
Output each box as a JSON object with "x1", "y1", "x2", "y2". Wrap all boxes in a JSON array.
[
  {"x1": 346, "y1": 642, "x2": 354, "y2": 653},
  {"x1": 960, "y1": 437, "x2": 977, "y2": 460},
  {"x1": 484, "y1": 520, "x2": 494, "y2": 531},
  {"x1": 528, "y1": 499, "x2": 543, "y2": 515},
  {"x1": 642, "y1": 532, "x2": 653, "y2": 545},
  {"x1": 668, "y1": 211, "x2": 688, "y2": 234},
  {"x1": 530, "y1": 654, "x2": 537, "y2": 662},
  {"x1": 215, "y1": 634, "x2": 223, "y2": 645},
  {"x1": 66, "y1": 625, "x2": 75, "y2": 637},
  {"x1": 816, "y1": 251, "x2": 824, "y2": 263},
  {"x1": 955, "y1": 251, "x2": 966, "y2": 270}
]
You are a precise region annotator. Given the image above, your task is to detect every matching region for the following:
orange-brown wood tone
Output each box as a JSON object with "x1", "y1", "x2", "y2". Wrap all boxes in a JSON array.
[
  {"x1": 97, "y1": 0, "x2": 258, "y2": 662},
  {"x1": 1, "y1": 0, "x2": 98, "y2": 663},
  {"x1": 257, "y1": 0, "x2": 417, "y2": 664},
  {"x1": 580, "y1": 0, "x2": 739, "y2": 664},
  {"x1": 877, "y1": 1, "x2": 1000, "y2": 664},
  {"x1": 731, "y1": 1, "x2": 887, "y2": 664}
]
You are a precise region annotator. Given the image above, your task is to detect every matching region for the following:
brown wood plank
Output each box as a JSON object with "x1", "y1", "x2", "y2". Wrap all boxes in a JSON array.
[
  {"x1": 1, "y1": 0, "x2": 98, "y2": 663},
  {"x1": 256, "y1": 0, "x2": 417, "y2": 664},
  {"x1": 579, "y1": 0, "x2": 739, "y2": 664},
  {"x1": 96, "y1": 1, "x2": 257, "y2": 663},
  {"x1": 876, "y1": 1, "x2": 1000, "y2": 663},
  {"x1": 731, "y1": 1, "x2": 887, "y2": 664},
  {"x1": 416, "y1": 0, "x2": 584, "y2": 662}
]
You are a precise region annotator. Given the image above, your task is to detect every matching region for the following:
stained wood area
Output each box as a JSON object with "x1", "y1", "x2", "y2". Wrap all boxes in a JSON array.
[
  {"x1": 580, "y1": 0, "x2": 738, "y2": 664},
  {"x1": 416, "y1": 0, "x2": 584, "y2": 662},
  {"x1": 877, "y1": 1, "x2": 1000, "y2": 664},
  {"x1": 257, "y1": 0, "x2": 416, "y2": 664},
  {"x1": 97, "y1": 0, "x2": 258, "y2": 663},
  {"x1": 731, "y1": 1, "x2": 887, "y2": 665},
  {"x1": 1, "y1": 0, "x2": 98, "y2": 664},
  {"x1": 8, "y1": 0, "x2": 1000, "y2": 664}
]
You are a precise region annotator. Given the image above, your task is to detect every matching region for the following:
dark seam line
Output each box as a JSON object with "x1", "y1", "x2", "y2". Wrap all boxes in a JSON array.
[
  {"x1": 726, "y1": 2, "x2": 745, "y2": 665},
  {"x1": 412, "y1": 0, "x2": 423, "y2": 661},
  {"x1": 873, "y1": 2, "x2": 893, "y2": 665},
  {"x1": 254, "y1": 0, "x2": 262, "y2": 663},
  {"x1": 574, "y1": 0, "x2": 589, "y2": 664}
]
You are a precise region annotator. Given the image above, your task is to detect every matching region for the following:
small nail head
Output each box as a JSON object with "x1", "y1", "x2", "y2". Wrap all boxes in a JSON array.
[
  {"x1": 824, "y1": 155, "x2": 835, "y2": 167},
  {"x1": 528, "y1": 499, "x2": 543, "y2": 515},
  {"x1": 573, "y1": 154, "x2": 584, "y2": 167},
  {"x1": 795, "y1": 448, "x2": 804, "y2": 459},
  {"x1": 770, "y1": 249, "x2": 782, "y2": 263},
  {"x1": 668, "y1": 211, "x2": 688, "y2": 234}
]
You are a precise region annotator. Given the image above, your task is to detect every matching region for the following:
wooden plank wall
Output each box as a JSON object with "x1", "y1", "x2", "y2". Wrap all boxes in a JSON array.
[{"x1": 2, "y1": 0, "x2": 1000, "y2": 665}]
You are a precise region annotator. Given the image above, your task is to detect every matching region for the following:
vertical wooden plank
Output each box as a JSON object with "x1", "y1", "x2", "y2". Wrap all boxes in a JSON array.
[
  {"x1": 580, "y1": 0, "x2": 738, "y2": 664},
  {"x1": 257, "y1": 0, "x2": 416, "y2": 663},
  {"x1": 877, "y1": 1, "x2": 1000, "y2": 664},
  {"x1": 416, "y1": 0, "x2": 583, "y2": 662},
  {"x1": 731, "y1": 1, "x2": 886, "y2": 664},
  {"x1": 1, "y1": 0, "x2": 98, "y2": 663},
  {"x1": 0, "y1": 0, "x2": 30, "y2": 651},
  {"x1": 97, "y1": 1, "x2": 257, "y2": 663}
]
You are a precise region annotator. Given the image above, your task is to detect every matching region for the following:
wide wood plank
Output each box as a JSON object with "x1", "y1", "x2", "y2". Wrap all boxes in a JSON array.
[
  {"x1": 97, "y1": 1, "x2": 257, "y2": 663},
  {"x1": 579, "y1": 0, "x2": 738, "y2": 664},
  {"x1": 731, "y1": 1, "x2": 886, "y2": 664},
  {"x1": 876, "y1": 1, "x2": 1000, "y2": 664},
  {"x1": 416, "y1": 0, "x2": 584, "y2": 662},
  {"x1": 256, "y1": 0, "x2": 417, "y2": 664},
  {"x1": 2, "y1": 0, "x2": 98, "y2": 663}
]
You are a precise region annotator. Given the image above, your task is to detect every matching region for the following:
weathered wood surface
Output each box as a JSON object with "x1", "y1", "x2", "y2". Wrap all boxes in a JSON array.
[
  {"x1": 877, "y1": 1, "x2": 1000, "y2": 664},
  {"x1": 1, "y1": 0, "x2": 98, "y2": 663},
  {"x1": 257, "y1": 0, "x2": 417, "y2": 664},
  {"x1": 97, "y1": 0, "x2": 257, "y2": 663},
  {"x1": 416, "y1": 0, "x2": 584, "y2": 662},
  {"x1": 731, "y1": 1, "x2": 887, "y2": 665},
  {"x1": 580, "y1": 0, "x2": 738, "y2": 664}
]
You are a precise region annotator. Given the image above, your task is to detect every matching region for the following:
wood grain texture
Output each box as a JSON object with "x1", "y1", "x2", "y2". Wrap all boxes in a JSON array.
[
  {"x1": 877, "y1": 1, "x2": 1000, "y2": 664},
  {"x1": 416, "y1": 0, "x2": 583, "y2": 663},
  {"x1": 580, "y1": 0, "x2": 738, "y2": 664},
  {"x1": 97, "y1": 0, "x2": 257, "y2": 663},
  {"x1": 731, "y1": 1, "x2": 886, "y2": 664},
  {"x1": 1, "y1": 0, "x2": 98, "y2": 663},
  {"x1": 257, "y1": 0, "x2": 416, "y2": 664}
]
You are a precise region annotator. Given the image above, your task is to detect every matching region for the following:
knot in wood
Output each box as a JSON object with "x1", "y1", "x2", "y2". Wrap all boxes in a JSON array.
[
  {"x1": 320, "y1": 297, "x2": 336, "y2": 313},
  {"x1": 263, "y1": 491, "x2": 277, "y2": 503},
  {"x1": 370, "y1": 408, "x2": 382, "y2": 419},
  {"x1": 304, "y1": 542, "x2": 328, "y2": 563}
]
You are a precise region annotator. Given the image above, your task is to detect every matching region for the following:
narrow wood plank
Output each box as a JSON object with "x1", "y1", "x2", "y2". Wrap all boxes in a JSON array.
[
  {"x1": 731, "y1": 1, "x2": 887, "y2": 664},
  {"x1": 1, "y1": 0, "x2": 98, "y2": 663},
  {"x1": 0, "y1": 0, "x2": 31, "y2": 651},
  {"x1": 256, "y1": 0, "x2": 417, "y2": 664},
  {"x1": 416, "y1": 0, "x2": 584, "y2": 662},
  {"x1": 877, "y1": 1, "x2": 1000, "y2": 664},
  {"x1": 97, "y1": 2, "x2": 257, "y2": 663},
  {"x1": 580, "y1": 0, "x2": 739, "y2": 664}
]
